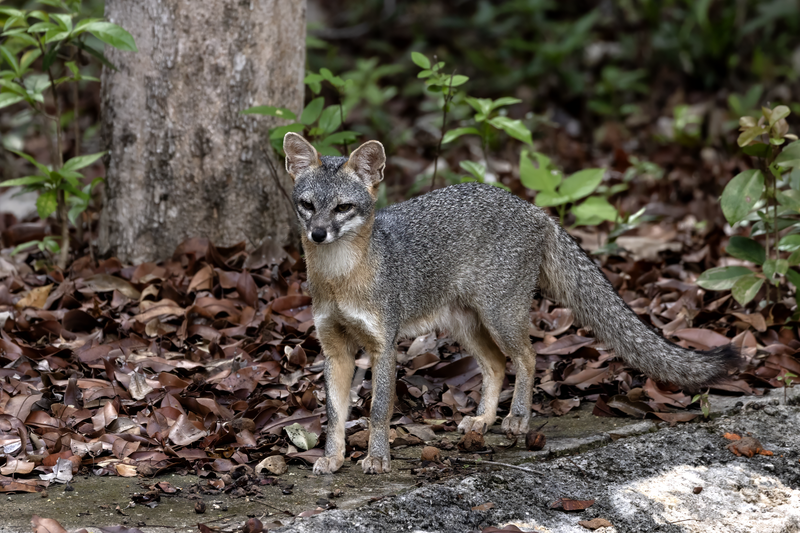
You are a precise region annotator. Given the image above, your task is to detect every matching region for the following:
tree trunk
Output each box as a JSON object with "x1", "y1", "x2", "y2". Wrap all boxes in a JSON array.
[{"x1": 99, "y1": 0, "x2": 305, "y2": 264}]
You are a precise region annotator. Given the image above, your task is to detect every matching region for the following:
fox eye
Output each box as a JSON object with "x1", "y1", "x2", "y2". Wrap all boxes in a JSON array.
[
  {"x1": 335, "y1": 203, "x2": 353, "y2": 213},
  {"x1": 299, "y1": 200, "x2": 314, "y2": 211}
]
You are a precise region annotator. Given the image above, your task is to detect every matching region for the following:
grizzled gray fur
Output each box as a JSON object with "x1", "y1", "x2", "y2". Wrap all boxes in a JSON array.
[{"x1": 282, "y1": 133, "x2": 737, "y2": 476}]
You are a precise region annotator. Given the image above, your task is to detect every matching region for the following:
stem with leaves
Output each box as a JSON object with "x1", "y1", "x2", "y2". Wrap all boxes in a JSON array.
[
  {"x1": 38, "y1": 41, "x2": 70, "y2": 268},
  {"x1": 432, "y1": 69, "x2": 456, "y2": 190}
]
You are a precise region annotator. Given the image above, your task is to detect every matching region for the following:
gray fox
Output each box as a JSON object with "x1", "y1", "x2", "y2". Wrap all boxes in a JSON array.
[{"x1": 283, "y1": 132, "x2": 737, "y2": 476}]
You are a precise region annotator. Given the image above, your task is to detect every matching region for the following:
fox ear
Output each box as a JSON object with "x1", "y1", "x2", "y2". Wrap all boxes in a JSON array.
[
  {"x1": 346, "y1": 140, "x2": 386, "y2": 186},
  {"x1": 283, "y1": 133, "x2": 320, "y2": 180}
]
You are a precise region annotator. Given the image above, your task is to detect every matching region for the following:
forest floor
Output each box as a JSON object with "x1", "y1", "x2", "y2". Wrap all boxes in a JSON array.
[{"x1": 2, "y1": 390, "x2": 798, "y2": 533}]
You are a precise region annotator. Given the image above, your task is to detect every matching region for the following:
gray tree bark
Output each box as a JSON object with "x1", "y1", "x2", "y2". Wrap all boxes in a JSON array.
[{"x1": 99, "y1": 0, "x2": 305, "y2": 264}]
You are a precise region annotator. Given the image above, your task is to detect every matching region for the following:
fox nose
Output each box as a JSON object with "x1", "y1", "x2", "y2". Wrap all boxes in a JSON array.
[{"x1": 311, "y1": 228, "x2": 327, "y2": 243}]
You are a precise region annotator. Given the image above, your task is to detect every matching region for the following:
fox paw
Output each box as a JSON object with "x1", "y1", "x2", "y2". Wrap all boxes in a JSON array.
[
  {"x1": 361, "y1": 454, "x2": 391, "y2": 474},
  {"x1": 313, "y1": 455, "x2": 344, "y2": 475},
  {"x1": 457, "y1": 415, "x2": 495, "y2": 434},
  {"x1": 501, "y1": 414, "x2": 530, "y2": 435}
]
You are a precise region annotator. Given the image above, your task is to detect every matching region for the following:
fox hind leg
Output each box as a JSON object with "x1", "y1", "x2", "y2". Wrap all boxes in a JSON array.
[
  {"x1": 457, "y1": 325, "x2": 507, "y2": 434},
  {"x1": 480, "y1": 313, "x2": 537, "y2": 436}
]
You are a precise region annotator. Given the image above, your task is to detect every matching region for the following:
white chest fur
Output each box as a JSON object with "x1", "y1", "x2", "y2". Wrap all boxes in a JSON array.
[{"x1": 311, "y1": 238, "x2": 360, "y2": 278}]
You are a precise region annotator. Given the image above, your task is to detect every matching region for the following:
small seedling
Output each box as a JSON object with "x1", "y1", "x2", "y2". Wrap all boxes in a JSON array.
[
  {"x1": 776, "y1": 371, "x2": 797, "y2": 404},
  {"x1": 692, "y1": 390, "x2": 711, "y2": 418}
]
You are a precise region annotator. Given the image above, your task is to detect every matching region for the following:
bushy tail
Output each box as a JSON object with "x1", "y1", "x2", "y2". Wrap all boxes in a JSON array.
[{"x1": 538, "y1": 220, "x2": 738, "y2": 391}]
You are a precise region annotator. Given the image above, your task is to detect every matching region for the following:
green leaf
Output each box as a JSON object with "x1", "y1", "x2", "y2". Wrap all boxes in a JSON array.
[
  {"x1": 465, "y1": 97, "x2": 492, "y2": 118},
  {"x1": 3, "y1": 14, "x2": 27, "y2": 32},
  {"x1": 0, "y1": 92, "x2": 24, "y2": 109},
  {"x1": 319, "y1": 67, "x2": 345, "y2": 88},
  {"x1": 0, "y1": 45, "x2": 20, "y2": 76},
  {"x1": 726, "y1": 236, "x2": 766, "y2": 265},
  {"x1": 696, "y1": 266, "x2": 753, "y2": 291},
  {"x1": 737, "y1": 125, "x2": 767, "y2": 147},
  {"x1": 303, "y1": 72, "x2": 323, "y2": 94},
  {"x1": 762, "y1": 258, "x2": 788, "y2": 285},
  {"x1": 446, "y1": 74, "x2": 469, "y2": 87},
  {"x1": 776, "y1": 190, "x2": 800, "y2": 212},
  {"x1": 44, "y1": 28, "x2": 70, "y2": 44},
  {"x1": 65, "y1": 60, "x2": 79, "y2": 76},
  {"x1": 775, "y1": 140, "x2": 800, "y2": 169},
  {"x1": 19, "y1": 49, "x2": 41, "y2": 75},
  {"x1": 417, "y1": 70, "x2": 432, "y2": 79},
  {"x1": 28, "y1": 10, "x2": 51, "y2": 22},
  {"x1": 534, "y1": 190, "x2": 570, "y2": 207},
  {"x1": 239, "y1": 105, "x2": 297, "y2": 121},
  {"x1": 300, "y1": 97, "x2": 324, "y2": 125},
  {"x1": 788, "y1": 249, "x2": 800, "y2": 266},
  {"x1": 442, "y1": 127, "x2": 479, "y2": 144},
  {"x1": 519, "y1": 150, "x2": 560, "y2": 192},
  {"x1": 50, "y1": 13, "x2": 72, "y2": 32},
  {"x1": 787, "y1": 268, "x2": 800, "y2": 289},
  {"x1": 268, "y1": 123, "x2": 304, "y2": 140},
  {"x1": 72, "y1": 18, "x2": 103, "y2": 34},
  {"x1": 83, "y1": 22, "x2": 137, "y2": 52},
  {"x1": 37, "y1": 0, "x2": 69, "y2": 10},
  {"x1": 731, "y1": 274, "x2": 764, "y2": 305},
  {"x1": 769, "y1": 105, "x2": 790, "y2": 127},
  {"x1": 75, "y1": 40, "x2": 117, "y2": 70},
  {"x1": 778, "y1": 234, "x2": 800, "y2": 252},
  {"x1": 0, "y1": 79, "x2": 28, "y2": 98},
  {"x1": 0, "y1": 7, "x2": 24, "y2": 17},
  {"x1": 10, "y1": 149, "x2": 51, "y2": 175},
  {"x1": 459, "y1": 161, "x2": 485, "y2": 181},
  {"x1": 559, "y1": 168, "x2": 604, "y2": 202},
  {"x1": 721, "y1": 169, "x2": 764, "y2": 225},
  {"x1": 0, "y1": 175, "x2": 48, "y2": 187},
  {"x1": 318, "y1": 105, "x2": 342, "y2": 134},
  {"x1": 741, "y1": 142, "x2": 769, "y2": 158},
  {"x1": 490, "y1": 97, "x2": 522, "y2": 111},
  {"x1": 411, "y1": 52, "x2": 430, "y2": 69},
  {"x1": 571, "y1": 196, "x2": 618, "y2": 226},
  {"x1": 62, "y1": 151, "x2": 105, "y2": 172},
  {"x1": 487, "y1": 116, "x2": 533, "y2": 145},
  {"x1": 36, "y1": 189, "x2": 58, "y2": 219}
]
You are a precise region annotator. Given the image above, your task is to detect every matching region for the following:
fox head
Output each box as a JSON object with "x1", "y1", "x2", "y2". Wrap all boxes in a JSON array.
[{"x1": 283, "y1": 132, "x2": 385, "y2": 245}]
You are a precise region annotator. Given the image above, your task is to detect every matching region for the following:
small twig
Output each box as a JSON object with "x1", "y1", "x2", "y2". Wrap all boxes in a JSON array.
[
  {"x1": 264, "y1": 150, "x2": 294, "y2": 208},
  {"x1": 262, "y1": 501, "x2": 295, "y2": 517},
  {"x1": 667, "y1": 518, "x2": 701, "y2": 524},
  {"x1": 451, "y1": 457, "x2": 544, "y2": 476},
  {"x1": 565, "y1": 456, "x2": 587, "y2": 478}
]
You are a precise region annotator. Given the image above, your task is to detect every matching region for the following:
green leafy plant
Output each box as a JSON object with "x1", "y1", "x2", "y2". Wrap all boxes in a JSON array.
[
  {"x1": 697, "y1": 105, "x2": 800, "y2": 308},
  {"x1": 520, "y1": 150, "x2": 613, "y2": 226},
  {"x1": 587, "y1": 66, "x2": 647, "y2": 118},
  {"x1": 411, "y1": 52, "x2": 615, "y2": 229},
  {"x1": 341, "y1": 57, "x2": 404, "y2": 139},
  {"x1": 241, "y1": 67, "x2": 359, "y2": 157},
  {"x1": 726, "y1": 85, "x2": 763, "y2": 132},
  {"x1": 0, "y1": 1, "x2": 136, "y2": 267},
  {"x1": 412, "y1": 52, "x2": 469, "y2": 187},
  {"x1": 11, "y1": 235, "x2": 60, "y2": 256},
  {"x1": 692, "y1": 390, "x2": 711, "y2": 419}
]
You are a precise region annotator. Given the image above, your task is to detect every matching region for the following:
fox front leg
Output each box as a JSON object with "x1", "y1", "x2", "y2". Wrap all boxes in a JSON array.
[
  {"x1": 362, "y1": 345, "x2": 397, "y2": 474},
  {"x1": 313, "y1": 324, "x2": 356, "y2": 475}
]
